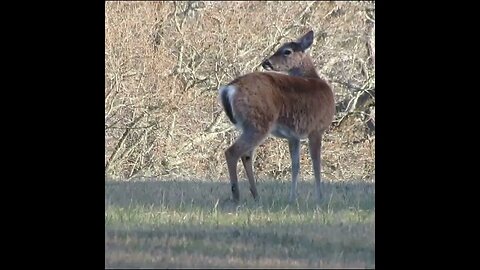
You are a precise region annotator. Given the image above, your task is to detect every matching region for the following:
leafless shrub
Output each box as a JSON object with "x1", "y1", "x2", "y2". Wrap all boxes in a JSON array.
[{"x1": 105, "y1": 1, "x2": 375, "y2": 181}]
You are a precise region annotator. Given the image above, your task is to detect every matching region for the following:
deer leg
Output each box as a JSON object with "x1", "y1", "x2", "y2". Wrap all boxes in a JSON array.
[
  {"x1": 288, "y1": 138, "x2": 301, "y2": 203},
  {"x1": 225, "y1": 128, "x2": 266, "y2": 203},
  {"x1": 308, "y1": 132, "x2": 324, "y2": 204},
  {"x1": 241, "y1": 150, "x2": 258, "y2": 201}
]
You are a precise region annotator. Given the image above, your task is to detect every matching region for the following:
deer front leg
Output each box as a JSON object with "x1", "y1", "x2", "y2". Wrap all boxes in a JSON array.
[
  {"x1": 288, "y1": 138, "x2": 301, "y2": 203},
  {"x1": 308, "y1": 132, "x2": 324, "y2": 204}
]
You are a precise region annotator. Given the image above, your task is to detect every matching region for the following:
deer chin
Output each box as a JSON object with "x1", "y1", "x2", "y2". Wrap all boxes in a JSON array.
[
  {"x1": 265, "y1": 70, "x2": 290, "y2": 75},
  {"x1": 261, "y1": 64, "x2": 290, "y2": 75},
  {"x1": 261, "y1": 61, "x2": 274, "y2": 71}
]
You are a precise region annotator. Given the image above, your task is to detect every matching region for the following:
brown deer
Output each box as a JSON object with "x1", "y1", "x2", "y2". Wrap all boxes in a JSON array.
[{"x1": 218, "y1": 30, "x2": 335, "y2": 204}]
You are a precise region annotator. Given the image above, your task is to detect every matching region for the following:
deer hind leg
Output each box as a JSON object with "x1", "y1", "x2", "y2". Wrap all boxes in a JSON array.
[
  {"x1": 241, "y1": 150, "x2": 258, "y2": 201},
  {"x1": 308, "y1": 131, "x2": 324, "y2": 204},
  {"x1": 288, "y1": 138, "x2": 301, "y2": 203},
  {"x1": 225, "y1": 127, "x2": 267, "y2": 203}
]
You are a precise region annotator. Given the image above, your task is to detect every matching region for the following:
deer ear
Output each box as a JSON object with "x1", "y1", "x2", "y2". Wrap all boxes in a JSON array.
[{"x1": 297, "y1": 30, "x2": 314, "y2": 51}]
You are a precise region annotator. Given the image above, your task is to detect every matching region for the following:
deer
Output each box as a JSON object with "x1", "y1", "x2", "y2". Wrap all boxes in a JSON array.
[{"x1": 218, "y1": 30, "x2": 335, "y2": 205}]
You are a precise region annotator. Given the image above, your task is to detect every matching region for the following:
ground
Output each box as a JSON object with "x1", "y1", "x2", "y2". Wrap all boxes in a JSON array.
[{"x1": 105, "y1": 177, "x2": 375, "y2": 268}]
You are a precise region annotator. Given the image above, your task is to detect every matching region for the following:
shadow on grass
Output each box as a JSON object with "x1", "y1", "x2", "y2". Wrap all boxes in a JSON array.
[
  {"x1": 105, "y1": 222, "x2": 374, "y2": 268},
  {"x1": 105, "y1": 178, "x2": 374, "y2": 213}
]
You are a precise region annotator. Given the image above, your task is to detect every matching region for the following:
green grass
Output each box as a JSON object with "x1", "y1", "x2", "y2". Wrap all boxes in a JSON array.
[{"x1": 105, "y1": 178, "x2": 375, "y2": 268}]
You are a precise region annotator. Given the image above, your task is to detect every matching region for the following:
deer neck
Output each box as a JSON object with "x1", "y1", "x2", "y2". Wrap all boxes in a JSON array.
[{"x1": 288, "y1": 58, "x2": 320, "y2": 79}]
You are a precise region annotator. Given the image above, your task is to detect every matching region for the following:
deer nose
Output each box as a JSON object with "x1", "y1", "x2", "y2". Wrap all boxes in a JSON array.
[{"x1": 261, "y1": 59, "x2": 273, "y2": 70}]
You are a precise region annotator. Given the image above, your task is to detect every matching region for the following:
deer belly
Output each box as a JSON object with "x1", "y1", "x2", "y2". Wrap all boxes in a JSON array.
[{"x1": 270, "y1": 124, "x2": 308, "y2": 140}]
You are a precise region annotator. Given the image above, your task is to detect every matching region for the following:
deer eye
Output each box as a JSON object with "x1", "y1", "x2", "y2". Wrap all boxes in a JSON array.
[{"x1": 283, "y1": 49, "x2": 293, "y2": 56}]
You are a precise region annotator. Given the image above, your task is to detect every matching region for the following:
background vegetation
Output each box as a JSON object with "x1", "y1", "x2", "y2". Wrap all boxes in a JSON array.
[{"x1": 105, "y1": 1, "x2": 375, "y2": 181}]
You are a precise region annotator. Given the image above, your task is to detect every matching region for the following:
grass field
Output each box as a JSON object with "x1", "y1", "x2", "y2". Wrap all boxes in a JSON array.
[{"x1": 105, "y1": 177, "x2": 375, "y2": 268}]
